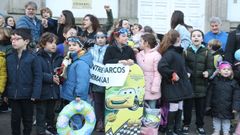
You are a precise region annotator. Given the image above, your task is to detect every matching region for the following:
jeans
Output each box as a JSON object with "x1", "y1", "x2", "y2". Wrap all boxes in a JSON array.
[
  {"x1": 213, "y1": 117, "x2": 230, "y2": 134},
  {"x1": 145, "y1": 100, "x2": 157, "y2": 108}
]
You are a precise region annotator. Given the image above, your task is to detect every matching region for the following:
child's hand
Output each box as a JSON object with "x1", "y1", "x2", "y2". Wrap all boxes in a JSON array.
[
  {"x1": 127, "y1": 59, "x2": 134, "y2": 65},
  {"x1": 172, "y1": 72, "x2": 179, "y2": 82},
  {"x1": 31, "y1": 98, "x2": 35, "y2": 101},
  {"x1": 75, "y1": 97, "x2": 81, "y2": 102},
  {"x1": 118, "y1": 60, "x2": 128, "y2": 65},
  {"x1": 187, "y1": 73, "x2": 191, "y2": 78},
  {"x1": 53, "y1": 75, "x2": 60, "y2": 85},
  {"x1": 41, "y1": 18, "x2": 48, "y2": 28},
  {"x1": 202, "y1": 71, "x2": 209, "y2": 78},
  {"x1": 233, "y1": 110, "x2": 237, "y2": 113},
  {"x1": 3, "y1": 97, "x2": 8, "y2": 103},
  {"x1": 104, "y1": 5, "x2": 111, "y2": 11}
]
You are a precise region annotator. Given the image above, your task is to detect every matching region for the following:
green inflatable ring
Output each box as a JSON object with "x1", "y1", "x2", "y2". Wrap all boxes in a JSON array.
[{"x1": 56, "y1": 100, "x2": 96, "y2": 135}]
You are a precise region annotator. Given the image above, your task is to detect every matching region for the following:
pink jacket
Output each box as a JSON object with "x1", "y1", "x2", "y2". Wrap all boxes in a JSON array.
[{"x1": 136, "y1": 49, "x2": 162, "y2": 100}]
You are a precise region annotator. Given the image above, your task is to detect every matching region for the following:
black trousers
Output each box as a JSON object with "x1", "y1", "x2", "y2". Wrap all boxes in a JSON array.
[
  {"x1": 10, "y1": 99, "x2": 34, "y2": 135},
  {"x1": 183, "y1": 97, "x2": 206, "y2": 128},
  {"x1": 36, "y1": 100, "x2": 56, "y2": 134},
  {"x1": 93, "y1": 92, "x2": 105, "y2": 121}
]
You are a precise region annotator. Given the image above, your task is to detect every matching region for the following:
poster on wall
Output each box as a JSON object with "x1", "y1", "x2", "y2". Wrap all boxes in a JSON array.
[{"x1": 72, "y1": 0, "x2": 92, "y2": 9}]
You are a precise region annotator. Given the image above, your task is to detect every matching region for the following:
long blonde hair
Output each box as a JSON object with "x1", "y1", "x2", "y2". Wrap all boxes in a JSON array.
[{"x1": 158, "y1": 29, "x2": 180, "y2": 54}]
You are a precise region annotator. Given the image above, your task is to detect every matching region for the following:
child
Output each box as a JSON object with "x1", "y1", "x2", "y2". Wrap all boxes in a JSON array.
[
  {"x1": 0, "y1": 27, "x2": 11, "y2": 112},
  {"x1": 89, "y1": 28, "x2": 108, "y2": 132},
  {"x1": 233, "y1": 49, "x2": 240, "y2": 135},
  {"x1": 36, "y1": 32, "x2": 63, "y2": 135},
  {"x1": 5, "y1": 16, "x2": 16, "y2": 29},
  {"x1": 183, "y1": 29, "x2": 214, "y2": 135},
  {"x1": 60, "y1": 36, "x2": 93, "y2": 129},
  {"x1": 207, "y1": 61, "x2": 240, "y2": 135},
  {"x1": 40, "y1": 7, "x2": 58, "y2": 35},
  {"x1": 136, "y1": 33, "x2": 161, "y2": 108},
  {"x1": 103, "y1": 27, "x2": 135, "y2": 65},
  {"x1": 56, "y1": 25, "x2": 77, "y2": 56},
  {"x1": 5, "y1": 28, "x2": 42, "y2": 135},
  {"x1": 207, "y1": 39, "x2": 224, "y2": 79},
  {"x1": 158, "y1": 29, "x2": 193, "y2": 135}
]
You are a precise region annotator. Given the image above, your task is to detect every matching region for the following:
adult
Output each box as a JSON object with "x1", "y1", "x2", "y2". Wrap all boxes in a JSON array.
[
  {"x1": 224, "y1": 24, "x2": 240, "y2": 64},
  {"x1": 170, "y1": 10, "x2": 191, "y2": 50},
  {"x1": 204, "y1": 17, "x2": 228, "y2": 51},
  {"x1": 81, "y1": 5, "x2": 113, "y2": 40},
  {"x1": 57, "y1": 10, "x2": 80, "y2": 44},
  {"x1": 5, "y1": 16, "x2": 16, "y2": 29},
  {"x1": 16, "y1": 1, "x2": 42, "y2": 48}
]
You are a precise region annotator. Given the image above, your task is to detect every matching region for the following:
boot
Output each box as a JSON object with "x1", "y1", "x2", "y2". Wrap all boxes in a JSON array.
[
  {"x1": 166, "y1": 111, "x2": 176, "y2": 135},
  {"x1": 174, "y1": 110, "x2": 183, "y2": 135}
]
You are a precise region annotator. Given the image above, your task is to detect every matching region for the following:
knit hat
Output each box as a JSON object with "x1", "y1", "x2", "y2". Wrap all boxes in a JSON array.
[
  {"x1": 12, "y1": 28, "x2": 32, "y2": 41},
  {"x1": 234, "y1": 49, "x2": 240, "y2": 61},
  {"x1": 218, "y1": 61, "x2": 232, "y2": 70}
]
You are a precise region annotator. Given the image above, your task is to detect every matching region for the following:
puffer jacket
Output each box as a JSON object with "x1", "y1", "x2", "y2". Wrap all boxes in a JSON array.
[
  {"x1": 6, "y1": 50, "x2": 42, "y2": 99},
  {"x1": 61, "y1": 51, "x2": 93, "y2": 101},
  {"x1": 185, "y1": 45, "x2": 214, "y2": 97},
  {"x1": 208, "y1": 76, "x2": 240, "y2": 119},
  {"x1": 137, "y1": 49, "x2": 162, "y2": 100},
  {"x1": 0, "y1": 52, "x2": 6, "y2": 93},
  {"x1": 37, "y1": 49, "x2": 63, "y2": 100}
]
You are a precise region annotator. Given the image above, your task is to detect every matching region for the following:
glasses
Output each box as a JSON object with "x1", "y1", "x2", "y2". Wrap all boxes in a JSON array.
[
  {"x1": 67, "y1": 37, "x2": 83, "y2": 48},
  {"x1": 10, "y1": 37, "x2": 23, "y2": 42}
]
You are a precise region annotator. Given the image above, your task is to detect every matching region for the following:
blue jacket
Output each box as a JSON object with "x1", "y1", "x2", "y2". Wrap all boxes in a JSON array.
[
  {"x1": 61, "y1": 51, "x2": 93, "y2": 101},
  {"x1": 16, "y1": 15, "x2": 42, "y2": 43},
  {"x1": 37, "y1": 49, "x2": 63, "y2": 100},
  {"x1": 204, "y1": 31, "x2": 228, "y2": 51},
  {"x1": 6, "y1": 50, "x2": 42, "y2": 99}
]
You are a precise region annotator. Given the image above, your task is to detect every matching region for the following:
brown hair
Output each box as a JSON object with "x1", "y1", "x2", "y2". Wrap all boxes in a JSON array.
[
  {"x1": 141, "y1": 33, "x2": 157, "y2": 49},
  {"x1": 40, "y1": 7, "x2": 52, "y2": 17},
  {"x1": 39, "y1": 32, "x2": 58, "y2": 48},
  {"x1": 207, "y1": 39, "x2": 221, "y2": 51},
  {"x1": 158, "y1": 29, "x2": 180, "y2": 54},
  {"x1": 0, "y1": 27, "x2": 11, "y2": 41}
]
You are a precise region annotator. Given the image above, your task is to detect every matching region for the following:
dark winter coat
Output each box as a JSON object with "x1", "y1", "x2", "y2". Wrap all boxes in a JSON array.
[
  {"x1": 6, "y1": 50, "x2": 42, "y2": 99},
  {"x1": 42, "y1": 18, "x2": 58, "y2": 35},
  {"x1": 185, "y1": 45, "x2": 214, "y2": 97},
  {"x1": 207, "y1": 76, "x2": 240, "y2": 119},
  {"x1": 37, "y1": 49, "x2": 63, "y2": 100},
  {"x1": 224, "y1": 25, "x2": 240, "y2": 64},
  {"x1": 158, "y1": 46, "x2": 193, "y2": 102},
  {"x1": 103, "y1": 45, "x2": 136, "y2": 64}
]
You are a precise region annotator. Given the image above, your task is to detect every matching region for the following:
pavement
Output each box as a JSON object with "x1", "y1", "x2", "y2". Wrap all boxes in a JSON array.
[{"x1": 0, "y1": 110, "x2": 217, "y2": 135}]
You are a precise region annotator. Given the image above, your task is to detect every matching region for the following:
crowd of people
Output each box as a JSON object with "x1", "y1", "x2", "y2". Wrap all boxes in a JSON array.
[{"x1": 0, "y1": 1, "x2": 240, "y2": 135}]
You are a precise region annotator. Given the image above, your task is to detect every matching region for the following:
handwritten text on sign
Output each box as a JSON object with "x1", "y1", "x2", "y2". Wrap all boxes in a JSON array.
[{"x1": 90, "y1": 62, "x2": 129, "y2": 86}]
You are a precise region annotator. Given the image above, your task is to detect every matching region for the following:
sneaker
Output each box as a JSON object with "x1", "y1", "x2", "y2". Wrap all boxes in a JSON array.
[
  {"x1": 182, "y1": 126, "x2": 189, "y2": 135},
  {"x1": 46, "y1": 126, "x2": 57, "y2": 135},
  {"x1": 0, "y1": 105, "x2": 11, "y2": 112},
  {"x1": 196, "y1": 127, "x2": 206, "y2": 135}
]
